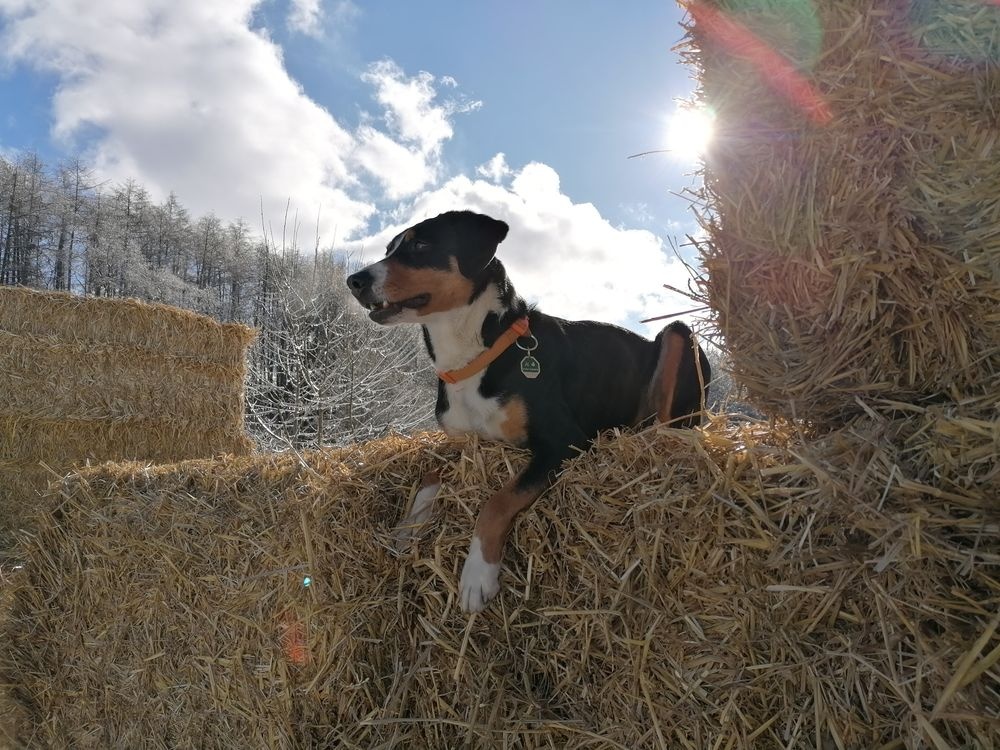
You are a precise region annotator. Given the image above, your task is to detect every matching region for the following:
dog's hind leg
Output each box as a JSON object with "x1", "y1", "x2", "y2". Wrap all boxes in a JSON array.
[
  {"x1": 651, "y1": 321, "x2": 711, "y2": 427},
  {"x1": 391, "y1": 470, "x2": 441, "y2": 554}
]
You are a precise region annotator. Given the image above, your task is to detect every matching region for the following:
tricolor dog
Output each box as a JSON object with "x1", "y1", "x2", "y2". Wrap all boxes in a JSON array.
[{"x1": 347, "y1": 211, "x2": 710, "y2": 612}]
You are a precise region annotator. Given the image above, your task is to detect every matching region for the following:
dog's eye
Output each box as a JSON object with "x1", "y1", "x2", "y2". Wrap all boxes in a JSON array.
[{"x1": 414, "y1": 240, "x2": 430, "y2": 250}]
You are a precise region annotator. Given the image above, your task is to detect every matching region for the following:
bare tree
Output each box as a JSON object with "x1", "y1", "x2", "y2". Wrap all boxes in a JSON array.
[
  {"x1": 246, "y1": 250, "x2": 436, "y2": 449},
  {"x1": 0, "y1": 152, "x2": 46, "y2": 287},
  {"x1": 50, "y1": 159, "x2": 95, "y2": 291}
]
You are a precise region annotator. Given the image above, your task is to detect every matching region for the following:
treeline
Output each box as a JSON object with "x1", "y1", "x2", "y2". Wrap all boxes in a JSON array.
[
  {"x1": 0, "y1": 151, "x2": 436, "y2": 448},
  {"x1": 1, "y1": 152, "x2": 263, "y2": 318}
]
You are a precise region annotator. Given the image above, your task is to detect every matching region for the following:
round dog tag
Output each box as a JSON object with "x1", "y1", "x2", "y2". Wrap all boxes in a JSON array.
[{"x1": 520, "y1": 355, "x2": 541, "y2": 379}]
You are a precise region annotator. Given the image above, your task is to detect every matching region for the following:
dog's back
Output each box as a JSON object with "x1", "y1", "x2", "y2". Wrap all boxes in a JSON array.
[{"x1": 472, "y1": 311, "x2": 709, "y2": 447}]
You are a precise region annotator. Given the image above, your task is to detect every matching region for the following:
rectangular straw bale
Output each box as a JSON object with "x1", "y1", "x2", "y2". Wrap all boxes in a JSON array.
[
  {"x1": 0, "y1": 463, "x2": 53, "y2": 558},
  {"x1": 0, "y1": 330, "x2": 246, "y2": 426},
  {"x1": 684, "y1": 0, "x2": 1000, "y2": 423},
  {"x1": 0, "y1": 287, "x2": 255, "y2": 551},
  {"x1": 0, "y1": 417, "x2": 253, "y2": 467},
  {"x1": 0, "y1": 559, "x2": 28, "y2": 749},
  {"x1": 887, "y1": 403, "x2": 1000, "y2": 503},
  {"x1": 0, "y1": 286, "x2": 255, "y2": 367},
  {"x1": 3, "y1": 426, "x2": 995, "y2": 748}
]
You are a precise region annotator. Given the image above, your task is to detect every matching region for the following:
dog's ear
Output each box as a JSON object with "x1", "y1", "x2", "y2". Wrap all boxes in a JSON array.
[
  {"x1": 458, "y1": 213, "x2": 508, "y2": 275},
  {"x1": 480, "y1": 215, "x2": 508, "y2": 245}
]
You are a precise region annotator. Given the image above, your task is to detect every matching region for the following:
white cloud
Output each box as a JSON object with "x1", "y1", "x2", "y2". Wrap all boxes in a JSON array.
[
  {"x1": 0, "y1": 0, "x2": 473, "y2": 244},
  {"x1": 0, "y1": 0, "x2": 372, "y2": 238},
  {"x1": 362, "y1": 61, "x2": 455, "y2": 153},
  {"x1": 354, "y1": 124, "x2": 438, "y2": 200},
  {"x1": 287, "y1": 0, "x2": 359, "y2": 38},
  {"x1": 361, "y1": 60, "x2": 480, "y2": 154},
  {"x1": 354, "y1": 60, "x2": 482, "y2": 203},
  {"x1": 287, "y1": 0, "x2": 322, "y2": 36},
  {"x1": 350, "y1": 160, "x2": 703, "y2": 336},
  {"x1": 476, "y1": 153, "x2": 512, "y2": 184}
]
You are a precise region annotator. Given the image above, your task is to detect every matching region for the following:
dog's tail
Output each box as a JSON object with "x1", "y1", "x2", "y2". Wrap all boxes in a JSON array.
[{"x1": 652, "y1": 321, "x2": 711, "y2": 427}]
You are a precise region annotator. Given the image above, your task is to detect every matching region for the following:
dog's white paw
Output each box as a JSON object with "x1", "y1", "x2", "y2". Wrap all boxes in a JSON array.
[
  {"x1": 459, "y1": 537, "x2": 501, "y2": 613},
  {"x1": 390, "y1": 524, "x2": 418, "y2": 555},
  {"x1": 391, "y1": 478, "x2": 441, "y2": 555}
]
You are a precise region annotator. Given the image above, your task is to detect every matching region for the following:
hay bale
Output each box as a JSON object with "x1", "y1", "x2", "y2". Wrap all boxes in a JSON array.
[
  {"x1": 0, "y1": 565, "x2": 16, "y2": 718},
  {"x1": 3, "y1": 426, "x2": 995, "y2": 748},
  {"x1": 0, "y1": 560, "x2": 28, "y2": 750},
  {"x1": 0, "y1": 287, "x2": 252, "y2": 366},
  {"x1": 0, "y1": 465, "x2": 51, "y2": 556},
  {"x1": 684, "y1": 0, "x2": 1000, "y2": 423},
  {"x1": 0, "y1": 418, "x2": 252, "y2": 468},
  {"x1": 0, "y1": 287, "x2": 256, "y2": 550},
  {"x1": 0, "y1": 330, "x2": 247, "y2": 425}
]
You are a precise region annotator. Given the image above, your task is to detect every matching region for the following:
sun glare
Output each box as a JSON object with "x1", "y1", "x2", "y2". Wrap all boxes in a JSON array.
[{"x1": 666, "y1": 106, "x2": 716, "y2": 161}]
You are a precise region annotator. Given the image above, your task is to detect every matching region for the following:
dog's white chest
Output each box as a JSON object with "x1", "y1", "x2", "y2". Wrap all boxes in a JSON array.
[{"x1": 438, "y1": 376, "x2": 509, "y2": 442}]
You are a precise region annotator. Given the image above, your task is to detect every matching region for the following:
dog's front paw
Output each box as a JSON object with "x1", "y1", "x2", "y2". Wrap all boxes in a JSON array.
[
  {"x1": 459, "y1": 537, "x2": 501, "y2": 613},
  {"x1": 390, "y1": 524, "x2": 418, "y2": 555},
  {"x1": 390, "y1": 474, "x2": 441, "y2": 556}
]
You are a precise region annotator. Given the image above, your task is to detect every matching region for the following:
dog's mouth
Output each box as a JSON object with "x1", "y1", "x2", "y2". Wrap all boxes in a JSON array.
[{"x1": 365, "y1": 294, "x2": 430, "y2": 323}]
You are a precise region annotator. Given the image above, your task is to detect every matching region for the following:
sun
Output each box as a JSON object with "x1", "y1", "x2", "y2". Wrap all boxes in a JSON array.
[{"x1": 666, "y1": 106, "x2": 716, "y2": 161}]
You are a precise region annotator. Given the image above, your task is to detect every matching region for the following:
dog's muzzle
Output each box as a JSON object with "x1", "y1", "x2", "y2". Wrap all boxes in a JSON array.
[{"x1": 346, "y1": 269, "x2": 429, "y2": 323}]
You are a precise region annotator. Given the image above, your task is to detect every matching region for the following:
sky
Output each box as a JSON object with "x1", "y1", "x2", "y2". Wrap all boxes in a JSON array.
[{"x1": 0, "y1": 0, "x2": 712, "y2": 334}]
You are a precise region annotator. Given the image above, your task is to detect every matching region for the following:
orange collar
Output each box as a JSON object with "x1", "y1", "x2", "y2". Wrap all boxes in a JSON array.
[{"x1": 437, "y1": 317, "x2": 530, "y2": 384}]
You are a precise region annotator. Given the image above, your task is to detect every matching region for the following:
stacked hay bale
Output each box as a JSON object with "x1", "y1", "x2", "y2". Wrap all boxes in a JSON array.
[
  {"x1": 685, "y1": 0, "x2": 1000, "y2": 427},
  {"x1": 2, "y1": 427, "x2": 996, "y2": 748},
  {"x1": 0, "y1": 287, "x2": 256, "y2": 551}
]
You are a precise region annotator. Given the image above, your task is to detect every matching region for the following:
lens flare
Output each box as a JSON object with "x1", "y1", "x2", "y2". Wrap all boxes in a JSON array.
[
  {"x1": 666, "y1": 106, "x2": 716, "y2": 160},
  {"x1": 685, "y1": 0, "x2": 832, "y2": 125}
]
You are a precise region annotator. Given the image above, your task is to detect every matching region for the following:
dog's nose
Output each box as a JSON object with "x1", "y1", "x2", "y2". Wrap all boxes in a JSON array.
[{"x1": 346, "y1": 270, "x2": 373, "y2": 294}]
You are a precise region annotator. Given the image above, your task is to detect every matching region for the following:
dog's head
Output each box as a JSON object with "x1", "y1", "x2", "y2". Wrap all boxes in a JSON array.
[{"x1": 346, "y1": 210, "x2": 509, "y2": 325}]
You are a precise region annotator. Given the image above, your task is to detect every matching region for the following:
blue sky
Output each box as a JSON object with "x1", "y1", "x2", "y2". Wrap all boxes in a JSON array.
[
  {"x1": 270, "y1": 1, "x2": 704, "y2": 232},
  {"x1": 0, "y1": 0, "x2": 710, "y2": 330}
]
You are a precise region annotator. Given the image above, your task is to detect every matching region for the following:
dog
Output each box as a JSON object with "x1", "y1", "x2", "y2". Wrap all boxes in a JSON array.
[{"x1": 347, "y1": 210, "x2": 710, "y2": 612}]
